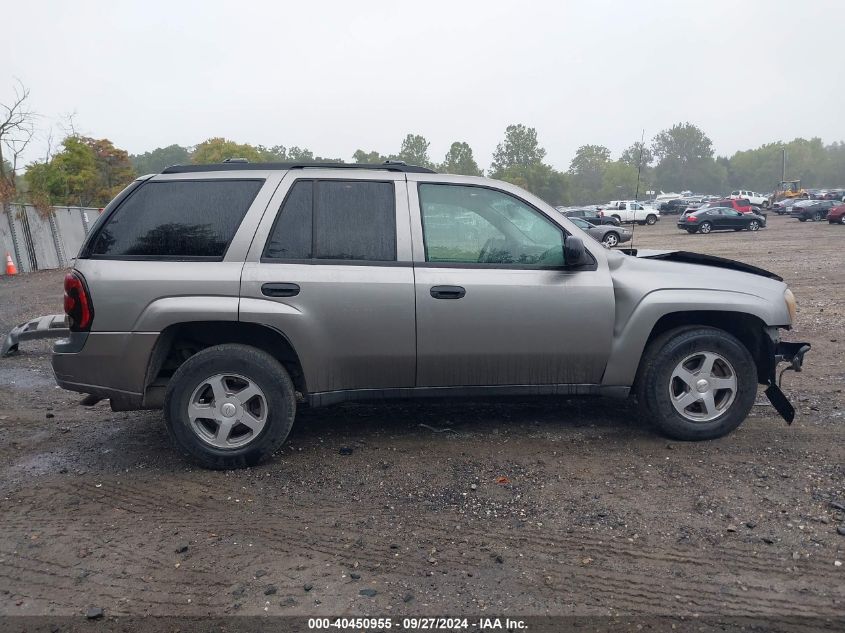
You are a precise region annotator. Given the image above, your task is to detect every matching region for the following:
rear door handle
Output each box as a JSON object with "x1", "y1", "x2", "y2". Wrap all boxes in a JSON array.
[
  {"x1": 430, "y1": 285, "x2": 466, "y2": 300},
  {"x1": 262, "y1": 282, "x2": 300, "y2": 298}
]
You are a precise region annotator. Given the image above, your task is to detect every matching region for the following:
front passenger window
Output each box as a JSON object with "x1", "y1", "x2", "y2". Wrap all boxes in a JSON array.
[{"x1": 419, "y1": 184, "x2": 565, "y2": 267}]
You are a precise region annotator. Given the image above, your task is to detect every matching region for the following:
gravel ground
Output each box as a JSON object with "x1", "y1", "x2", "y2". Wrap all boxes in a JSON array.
[{"x1": 0, "y1": 213, "x2": 842, "y2": 625}]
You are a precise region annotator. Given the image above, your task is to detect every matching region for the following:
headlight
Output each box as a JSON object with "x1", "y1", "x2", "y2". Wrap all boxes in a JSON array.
[{"x1": 784, "y1": 288, "x2": 797, "y2": 324}]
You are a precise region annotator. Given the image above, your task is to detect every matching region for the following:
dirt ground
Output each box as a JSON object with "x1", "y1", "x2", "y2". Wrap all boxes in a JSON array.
[{"x1": 0, "y1": 213, "x2": 843, "y2": 626}]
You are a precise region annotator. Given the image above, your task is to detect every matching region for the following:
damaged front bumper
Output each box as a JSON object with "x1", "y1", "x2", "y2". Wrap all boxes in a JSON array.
[{"x1": 764, "y1": 340, "x2": 811, "y2": 424}]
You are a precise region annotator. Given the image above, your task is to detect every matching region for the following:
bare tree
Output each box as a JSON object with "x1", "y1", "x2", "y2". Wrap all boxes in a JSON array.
[{"x1": 0, "y1": 81, "x2": 37, "y2": 206}]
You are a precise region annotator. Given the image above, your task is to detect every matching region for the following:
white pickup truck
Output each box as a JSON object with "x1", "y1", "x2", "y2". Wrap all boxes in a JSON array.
[
  {"x1": 601, "y1": 200, "x2": 660, "y2": 225},
  {"x1": 730, "y1": 190, "x2": 768, "y2": 207}
]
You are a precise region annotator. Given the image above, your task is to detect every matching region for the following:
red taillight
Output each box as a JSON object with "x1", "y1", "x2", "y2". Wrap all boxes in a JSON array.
[
  {"x1": 63, "y1": 272, "x2": 94, "y2": 332},
  {"x1": 686, "y1": 216, "x2": 696, "y2": 222}
]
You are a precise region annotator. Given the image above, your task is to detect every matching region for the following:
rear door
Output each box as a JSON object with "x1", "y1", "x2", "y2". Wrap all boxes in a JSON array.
[
  {"x1": 240, "y1": 170, "x2": 416, "y2": 395},
  {"x1": 408, "y1": 176, "x2": 615, "y2": 388}
]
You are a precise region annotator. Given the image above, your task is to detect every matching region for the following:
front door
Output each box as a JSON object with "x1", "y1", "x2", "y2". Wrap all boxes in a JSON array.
[{"x1": 408, "y1": 178, "x2": 615, "y2": 388}]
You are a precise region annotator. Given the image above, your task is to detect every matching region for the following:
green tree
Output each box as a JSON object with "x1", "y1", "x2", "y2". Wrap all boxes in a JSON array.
[
  {"x1": 620, "y1": 141, "x2": 654, "y2": 168},
  {"x1": 26, "y1": 136, "x2": 135, "y2": 207},
  {"x1": 652, "y1": 122, "x2": 714, "y2": 164},
  {"x1": 191, "y1": 137, "x2": 264, "y2": 163},
  {"x1": 394, "y1": 133, "x2": 432, "y2": 168},
  {"x1": 352, "y1": 149, "x2": 388, "y2": 164},
  {"x1": 439, "y1": 141, "x2": 482, "y2": 176},
  {"x1": 567, "y1": 145, "x2": 611, "y2": 203},
  {"x1": 490, "y1": 124, "x2": 546, "y2": 172},
  {"x1": 130, "y1": 144, "x2": 190, "y2": 174},
  {"x1": 651, "y1": 123, "x2": 720, "y2": 192},
  {"x1": 597, "y1": 161, "x2": 645, "y2": 201},
  {"x1": 495, "y1": 163, "x2": 569, "y2": 206}
]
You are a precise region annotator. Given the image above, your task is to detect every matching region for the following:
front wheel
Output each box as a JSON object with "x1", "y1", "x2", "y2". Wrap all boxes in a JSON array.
[
  {"x1": 601, "y1": 232, "x2": 620, "y2": 247},
  {"x1": 698, "y1": 222, "x2": 712, "y2": 234},
  {"x1": 645, "y1": 214, "x2": 657, "y2": 225},
  {"x1": 164, "y1": 344, "x2": 296, "y2": 469},
  {"x1": 748, "y1": 220, "x2": 760, "y2": 231},
  {"x1": 635, "y1": 327, "x2": 758, "y2": 441}
]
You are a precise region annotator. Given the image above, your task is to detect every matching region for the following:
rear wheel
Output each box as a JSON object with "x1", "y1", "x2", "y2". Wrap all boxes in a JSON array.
[
  {"x1": 814, "y1": 211, "x2": 824, "y2": 221},
  {"x1": 636, "y1": 327, "x2": 757, "y2": 441},
  {"x1": 164, "y1": 344, "x2": 296, "y2": 469},
  {"x1": 601, "y1": 232, "x2": 620, "y2": 247},
  {"x1": 698, "y1": 222, "x2": 712, "y2": 234},
  {"x1": 645, "y1": 214, "x2": 657, "y2": 225}
]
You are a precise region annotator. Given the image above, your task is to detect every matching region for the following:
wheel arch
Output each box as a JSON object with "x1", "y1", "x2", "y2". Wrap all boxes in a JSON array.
[
  {"x1": 602, "y1": 297, "x2": 779, "y2": 387},
  {"x1": 142, "y1": 321, "x2": 306, "y2": 408}
]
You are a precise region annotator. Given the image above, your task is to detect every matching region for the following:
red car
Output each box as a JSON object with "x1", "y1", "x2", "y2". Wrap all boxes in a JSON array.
[
  {"x1": 716, "y1": 198, "x2": 755, "y2": 214},
  {"x1": 827, "y1": 204, "x2": 845, "y2": 224}
]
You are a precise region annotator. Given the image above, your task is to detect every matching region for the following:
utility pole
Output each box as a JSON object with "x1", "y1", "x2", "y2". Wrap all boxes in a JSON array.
[{"x1": 781, "y1": 148, "x2": 786, "y2": 183}]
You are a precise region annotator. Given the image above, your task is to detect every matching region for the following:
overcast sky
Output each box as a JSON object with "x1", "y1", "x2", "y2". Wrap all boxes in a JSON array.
[{"x1": 3, "y1": 0, "x2": 844, "y2": 170}]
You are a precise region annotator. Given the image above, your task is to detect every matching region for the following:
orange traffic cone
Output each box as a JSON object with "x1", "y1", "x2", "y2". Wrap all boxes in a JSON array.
[{"x1": 5, "y1": 252, "x2": 17, "y2": 275}]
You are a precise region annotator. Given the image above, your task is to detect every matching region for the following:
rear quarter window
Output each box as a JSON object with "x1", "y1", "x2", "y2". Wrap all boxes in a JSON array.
[{"x1": 89, "y1": 179, "x2": 264, "y2": 259}]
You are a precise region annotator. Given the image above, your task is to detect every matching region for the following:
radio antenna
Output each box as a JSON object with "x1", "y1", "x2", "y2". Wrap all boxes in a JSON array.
[{"x1": 630, "y1": 129, "x2": 646, "y2": 251}]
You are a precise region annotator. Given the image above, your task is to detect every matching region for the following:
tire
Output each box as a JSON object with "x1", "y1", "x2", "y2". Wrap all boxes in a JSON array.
[
  {"x1": 698, "y1": 222, "x2": 712, "y2": 234},
  {"x1": 814, "y1": 211, "x2": 824, "y2": 221},
  {"x1": 164, "y1": 344, "x2": 296, "y2": 469},
  {"x1": 635, "y1": 326, "x2": 757, "y2": 441},
  {"x1": 602, "y1": 232, "x2": 620, "y2": 247},
  {"x1": 645, "y1": 214, "x2": 657, "y2": 225},
  {"x1": 748, "y1": 220, "x2": 760, "y2": 231}
]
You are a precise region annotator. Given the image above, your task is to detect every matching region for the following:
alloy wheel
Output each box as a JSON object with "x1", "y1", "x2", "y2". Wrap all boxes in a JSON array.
[
  {"x1": 187, "y1": 373, "x2": 268, "y2": 449},
  {"x1": 669, "y1": 351, "x2": 737, "y2": 422}
]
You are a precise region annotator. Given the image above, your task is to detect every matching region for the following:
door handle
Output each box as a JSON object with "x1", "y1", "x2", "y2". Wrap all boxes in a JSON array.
[
  {"x1": 261, "y1": 282, "x2": 300, "y2": 298},
  {"x1": 430, "y1": 285, "x2": 466, "y2": 300}
]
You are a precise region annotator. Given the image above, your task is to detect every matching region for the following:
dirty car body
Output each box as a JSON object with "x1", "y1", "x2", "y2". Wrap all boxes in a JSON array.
[{"x1": 51, "y1": 162, "x2": 810, "y2": 469}]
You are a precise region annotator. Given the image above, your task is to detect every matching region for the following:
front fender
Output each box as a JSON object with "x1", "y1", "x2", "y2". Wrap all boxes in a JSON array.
[{"x1": 601, "y1": 288, "x2": 789, "y2": 386}]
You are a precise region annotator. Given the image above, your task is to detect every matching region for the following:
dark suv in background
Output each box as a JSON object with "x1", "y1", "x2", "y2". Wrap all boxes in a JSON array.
[{"x1": 790, "y1": 199, "x2": 838, "y2": 222}]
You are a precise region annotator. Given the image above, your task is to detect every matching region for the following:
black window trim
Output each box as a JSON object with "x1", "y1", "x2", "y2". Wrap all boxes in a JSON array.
[
  {"x1": 416, "y1": 182, "x2": 597, "y2": 271},
  {"x1": 83, "y1": 177, "x2": 266, "y2": 262},
  {"x1": 261, "y1": 178, "x2": 399, "y2": 265}
]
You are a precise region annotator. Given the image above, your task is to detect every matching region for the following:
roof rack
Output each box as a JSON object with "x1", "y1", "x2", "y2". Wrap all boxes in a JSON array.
[{"x1": 161, "y1": 161, "x2": 436, "y2": 174}]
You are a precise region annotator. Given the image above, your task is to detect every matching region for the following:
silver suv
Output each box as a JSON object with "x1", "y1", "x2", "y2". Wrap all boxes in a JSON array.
[{"x1": 52, "y1": 162, "x2": 810, "y2": 469}]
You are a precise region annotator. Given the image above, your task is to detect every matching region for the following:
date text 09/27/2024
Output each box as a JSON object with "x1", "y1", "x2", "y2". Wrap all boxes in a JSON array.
[{"x1": 307, "y1": 617, "x2": 527, "y2": 630}]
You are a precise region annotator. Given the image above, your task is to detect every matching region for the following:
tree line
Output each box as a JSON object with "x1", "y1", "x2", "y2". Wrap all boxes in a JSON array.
[{"x1": 2, "y1": 86, "x2": 843, "y2": 210}]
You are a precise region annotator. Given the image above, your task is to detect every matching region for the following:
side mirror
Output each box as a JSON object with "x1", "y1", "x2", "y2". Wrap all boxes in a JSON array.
[{"x1": 564, "y1": 235, "x2": 589, "y2": 266}]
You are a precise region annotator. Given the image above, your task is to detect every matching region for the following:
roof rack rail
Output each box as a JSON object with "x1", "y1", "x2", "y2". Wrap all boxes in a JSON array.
[{"x1": 161, "y1": 161, "x2": 436, "y2": 174}]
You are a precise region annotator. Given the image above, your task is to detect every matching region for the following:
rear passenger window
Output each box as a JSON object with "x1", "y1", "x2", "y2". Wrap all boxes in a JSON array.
[
  {"x1": 90, "y1": 180, "x2": 263, "y2": 258},
  {"x1": 264, "y1": 180, "x2": 396, "y2": 262}
]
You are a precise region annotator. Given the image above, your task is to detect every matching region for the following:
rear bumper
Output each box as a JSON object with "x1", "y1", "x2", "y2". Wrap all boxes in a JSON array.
[{"x1": 51, "y1": 331, "x2": 158, "y2": 404}]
